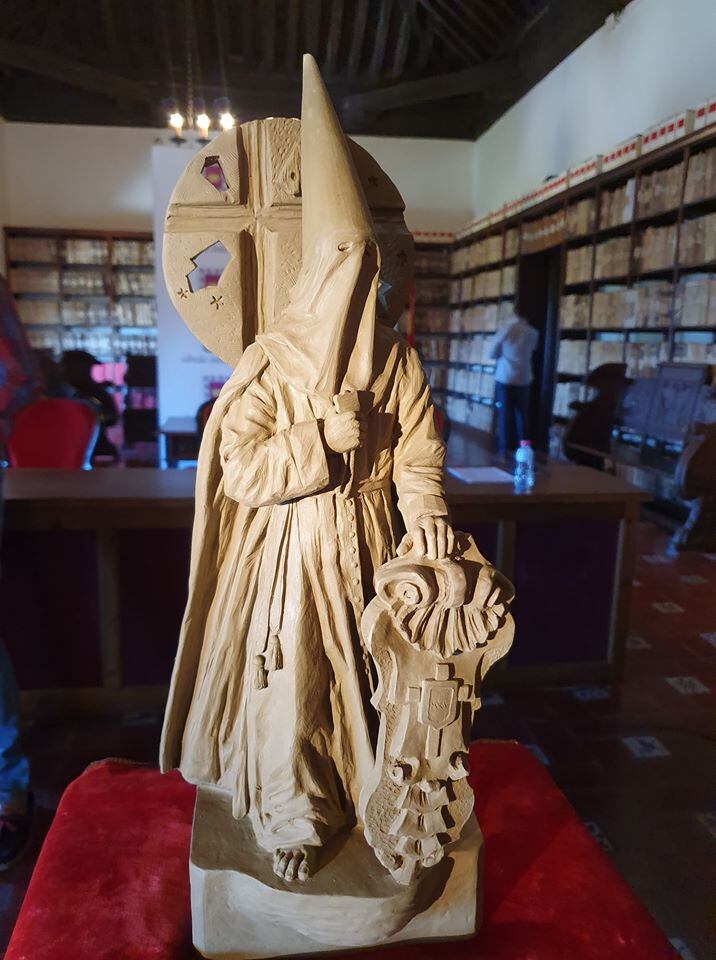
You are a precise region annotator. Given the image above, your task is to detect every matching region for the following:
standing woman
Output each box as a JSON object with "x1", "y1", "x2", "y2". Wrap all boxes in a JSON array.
[{"x1": 487, "y1": 308, "x2": 539, "y2": 456}]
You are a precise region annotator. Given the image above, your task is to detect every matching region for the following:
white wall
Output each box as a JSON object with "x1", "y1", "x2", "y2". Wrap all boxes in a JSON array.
[
  {"x1": 0, "y1": 122, "x2": 161, "y2": 232},
  {"x1": 353, "y1": 135, "x2": 475, "y2": 232},
  {"x1": 472, "y1": 0, "x2": 716, "y2": 216},
  {"x1": 0, "y1": 122, "x2": 474, "y2": 237}
]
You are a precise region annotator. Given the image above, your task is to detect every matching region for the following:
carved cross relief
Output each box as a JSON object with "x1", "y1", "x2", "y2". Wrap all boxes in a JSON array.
[
  {"x1": 164, "y1": 120, "x2": 414, "y2": 369},
  {"x1": 408, "y1": 662, "x2": 473, "y2": 758}
]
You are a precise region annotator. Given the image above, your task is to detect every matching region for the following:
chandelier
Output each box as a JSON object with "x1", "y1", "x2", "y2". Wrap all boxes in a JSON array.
[{"x1": 160, "y1": 0, "x2": 235, "y2": 144}]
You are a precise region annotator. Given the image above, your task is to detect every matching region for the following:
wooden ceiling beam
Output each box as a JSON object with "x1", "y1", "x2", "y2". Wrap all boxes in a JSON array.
[
  {"x1": 100, "y1": 0, "x2": 139, "y2": 109},
  {"x1": 510, "y1": 4, "x2": 550, "y2": 50},
  {"x1": 416, "y1": 0, "x2": 477, "y2": 65},
  {"x1": 261, "y1": 0, "x2": 276, "y2": 71},
  {"x1": 415, "y1": 12, "x2": 434, "y2": 71},
  {"x1": 324, "y1": 0, "x2": 343, "y2": 76},
  {"x1": 342, "y1": 58, "x2": 515, "y2": 113},
  {"x1": 201, "y1": 74, "x2": 304, "y2": 97},
  {"x1": 491, "y1": 0, "x2": 522, "y2": 24},
  {"x1": 304, "y1": 0, "x2": 321, "y2": 62},
  {"x1": 345, "y1": 94, "x2": 479, "y2": 137},
  {"x1": 40, "y1": 2, "x2": 68, "y2": 50},
  {"x1": 0, "y1": 36, "x2": 153, "y2": 102},
  {"x1": 395, "y1": 0, "x2": 433, "y2": 71},
  {"x1": 347, "y1": 0, "x2": 369, "y2": 78},
  {"x1": 455, "y1": 0, "x2": 501, "y2": 46},
  {"x1": 369, "y1": 0, "x2": 394, "y2": 79},
  {"x1": 154, "y1": 0, "x2": 179, "y2": 98},
  {"x1": 241, "y1": 0, "x2": 252, "y2": 66},
  {"x1": 391, "y1": 7, "x2": 413, "y2": 78},
  {"x1": 120, "y1": 0, "x2": 143, "y2": 76},
  {"x1": 284, "y1": 0, "x2": 299, "y2": 73},
  {"x1": 210, "y1": 0, "x2": 230, "y2": 92},
  {"x1": 349, "y1": 0, "x2": 628, "y2": 128},
  {"x1": 434, "y1": 0, "x2": 493, "y2": 59}
]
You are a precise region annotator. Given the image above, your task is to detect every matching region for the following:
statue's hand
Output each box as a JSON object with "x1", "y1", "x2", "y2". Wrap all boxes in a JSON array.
[
  {"x1": 324, "y1": 409, "x2": 365, "y2": 453},
  {"x1": 397, "y1": 516, "x2": 455, "y2": 561}
]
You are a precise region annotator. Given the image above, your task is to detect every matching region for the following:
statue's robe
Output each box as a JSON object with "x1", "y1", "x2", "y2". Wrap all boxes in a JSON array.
[{"x1": 160, "y1": 325, "x2": 448, "y2": 853}]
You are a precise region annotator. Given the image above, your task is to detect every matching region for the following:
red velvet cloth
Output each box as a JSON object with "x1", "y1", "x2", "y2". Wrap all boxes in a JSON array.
[
  {"x1": 7, "y1": 398, "x2": 97, "y2": 468},
  {"x1": 7, "y1": 743, "x2": 677, "y2": 960}
]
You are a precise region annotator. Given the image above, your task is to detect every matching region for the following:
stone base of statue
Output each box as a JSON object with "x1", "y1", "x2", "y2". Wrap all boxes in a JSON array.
[{"x1": 190, "y1": 785, "x2": 483, "y2": 960}]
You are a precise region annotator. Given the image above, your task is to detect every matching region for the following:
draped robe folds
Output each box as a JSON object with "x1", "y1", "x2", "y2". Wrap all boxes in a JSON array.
[{"x1": 160, "y1": 325, "x2": 449, "y2": 854}]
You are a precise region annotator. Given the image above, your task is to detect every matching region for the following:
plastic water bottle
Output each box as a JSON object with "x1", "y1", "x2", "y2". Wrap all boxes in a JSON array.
[{"x1": 514, "y1": 440, "x2": 535, "y2": 493}]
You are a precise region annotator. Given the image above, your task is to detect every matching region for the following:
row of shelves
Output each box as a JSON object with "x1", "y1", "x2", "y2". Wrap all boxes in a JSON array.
[
  {"x1": 5, "y1": 228, "x2": 159, "y2": 366},
  {"x1": 558, "y1": 326, "x2": 714, "y2": 338},
  {"x1": 10, "y1": 273, "x2": 155, "y2": 298},
  {"x1": 424, "y1": 360, "x2": 496, "y2": 372},
  {"x1": 413, "y1": 257, "x2": 498, "y2": 433},
  {"x1": 556, "y1": 333, "x2": 715, "y2": 376},
  {"x1": 562, "y1": 211, "x2": 716, "y2": 285},
  {"x1": 452, "y1": 167, "x2": 716, "y2": 279},
  {"x1": 437, "y1": 392, "x2": 495, "y2": 433},
  {"x1": 446, "y1": 249, "x2": 716, "y2": 311},
  {"x1": 448, "y1": 132, "x2": 716, "y2": 290},
  {"x1": 560, "y1": 275, "x2": 716, "y2": 332},
  {"x1": 455, "y1": 109, "x2": 716, "y2": 244},
  {"x1": 413, "y1": 184, "x2": 716, "y2": 445},
  {"x1": 23, "y1": 325, "x2": 158, "y2": 362},
  {"x1": 6, "y1": 234, "x2": 154, "y2": 267},
  {"x1": 416, "y1": 300, "x2": 515, "y2": 336},
  {"x1": 417, "y1": 330, "x2": 497, "y2": 366},
  {"x1": 13, "y1": 297, "x2": 157, "y2": 330}
]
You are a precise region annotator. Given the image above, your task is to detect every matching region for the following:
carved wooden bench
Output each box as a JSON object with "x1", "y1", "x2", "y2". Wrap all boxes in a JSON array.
[{"x1": 563, "y1": 361, "x2": 716, "y2": 553}]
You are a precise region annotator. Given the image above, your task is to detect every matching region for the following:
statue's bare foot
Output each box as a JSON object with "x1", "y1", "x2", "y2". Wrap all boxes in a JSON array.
[{"x1": 273, "y1": 846, "x2": 314, "y2": 882}]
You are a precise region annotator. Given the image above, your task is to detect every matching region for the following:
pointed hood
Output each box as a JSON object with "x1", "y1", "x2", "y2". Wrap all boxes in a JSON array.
[
  {"x1": 300, "y1": 53, "x2": 375, "y2": 259},
  {"x1": 257, "y1": 55, "x2": 379, "y2": 400}
]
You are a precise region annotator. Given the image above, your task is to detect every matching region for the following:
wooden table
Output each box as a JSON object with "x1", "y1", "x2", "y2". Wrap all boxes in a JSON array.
[
  {"x1": 3, "y1": 463, "x2": 647, "y2": 715},
  {"x1": 4, "y1": 467, "x2": 195, "y2": 529},
  {"x1": 446, "y1": 464, "x2": 647, "y2": 682},
  {"x1": 3, "y1": 469, "x2": 196, "y2": 715}
]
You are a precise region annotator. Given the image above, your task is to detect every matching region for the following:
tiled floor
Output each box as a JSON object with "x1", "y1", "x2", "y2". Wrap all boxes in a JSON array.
[
  {"x1": 0, "y1": 522, "x2": 713, "y2": 958},
  {"x1": 476, "y1": 522, "x2": 715, "y2": 960}
]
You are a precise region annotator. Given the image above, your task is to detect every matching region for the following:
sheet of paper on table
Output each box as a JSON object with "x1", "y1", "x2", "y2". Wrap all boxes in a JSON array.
[{"x1": 447, "y1": 467, "x2": 515, "y2": 484}]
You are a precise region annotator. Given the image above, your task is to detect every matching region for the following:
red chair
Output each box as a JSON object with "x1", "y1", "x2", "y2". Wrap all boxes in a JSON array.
[
  {"x1": 7, "y1": 398, "x2": 98, "y2": 469},
  {"x1": 196, "y1": 398, "x2": 216, "y2": 436}
]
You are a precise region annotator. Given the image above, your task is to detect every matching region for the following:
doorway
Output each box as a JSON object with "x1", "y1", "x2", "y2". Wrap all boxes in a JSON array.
[{"x1": 516, "y1": 248, "x2": 562, "y2": 451}]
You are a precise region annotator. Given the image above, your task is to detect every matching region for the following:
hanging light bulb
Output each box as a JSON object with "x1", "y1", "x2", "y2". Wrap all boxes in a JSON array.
[
  {"x1": 215, "y1": 96, "x2": 235, "y2": 132},
  {"x1": 196, "y1": 112, "x2": 211, "y2": 137},
  {"x1": 194, "y1": 96, "x2": 210, "y2": 142},
  {"x1": 169, "y1": 111, "x2": 185, "y2": 136}
]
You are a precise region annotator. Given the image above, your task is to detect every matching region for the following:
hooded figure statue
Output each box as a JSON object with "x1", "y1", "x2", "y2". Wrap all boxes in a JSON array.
[{"x1": 160, "y1": 55, "x2": 455, "y2": 883}]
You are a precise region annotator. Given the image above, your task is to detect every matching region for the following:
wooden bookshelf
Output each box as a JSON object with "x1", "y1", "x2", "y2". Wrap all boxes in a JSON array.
[
  {"x1": 448, "y1": 124, "x2": 716, "y2": 441},
  {"x1": 4, "y1": 226, "x2": 159, "y2": 450},
  {"x1": 3, "y1": 226, "x2": 157, "y2": 363},
  {"x1": 412, "y1": 229, "x2": 519, "y2": 436}
]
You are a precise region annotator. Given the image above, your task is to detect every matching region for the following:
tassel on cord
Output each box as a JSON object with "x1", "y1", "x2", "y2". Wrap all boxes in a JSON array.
[
  {"x1": 253, "y1": 655, "x2": 268, "y2": 690},
  {"x1": 267, "y1": 633, "x2": 283, "y2": 672}
]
